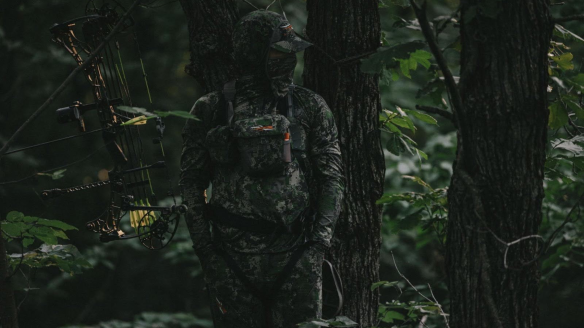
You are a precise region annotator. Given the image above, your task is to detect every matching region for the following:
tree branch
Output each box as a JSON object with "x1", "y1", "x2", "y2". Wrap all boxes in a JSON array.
[
  {"x1": 0, "y1": 0, "x2": 143, "y2": 159},
  {"x1": 553, "y1": 14, "x2": 584, "y2": 24},
  {"x1": 409, "y1": 0, "x2": 463, "y2": 121},
  {"x1": 415, "y1": 105, "x2": 455, "y2": 123}
]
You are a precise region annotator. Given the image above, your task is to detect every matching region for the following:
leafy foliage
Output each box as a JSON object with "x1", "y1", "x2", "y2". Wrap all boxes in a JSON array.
[
  {"x1": 378, "y1": 176, "x2": 448, "y2": 249},
  {"x1": 61, "y1": 312, "x2": 213, "y2": 328},
  {"x1": 297, "y1": 316, "x2": 358, "y2": 328},
  {"x1": 2, "y1": 211, "x2": 91, "y2": 275},
  {"x1": 380, "y1": 107, "x2": 437, "y2": 165}
]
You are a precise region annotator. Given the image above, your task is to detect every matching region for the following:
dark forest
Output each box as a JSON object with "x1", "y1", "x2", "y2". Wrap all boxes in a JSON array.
[{"x1": 1, "y1": 1, "x2": 584, "y2": 327}]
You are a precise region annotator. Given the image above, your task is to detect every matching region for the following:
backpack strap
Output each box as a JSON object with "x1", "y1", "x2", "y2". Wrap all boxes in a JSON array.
[
  {"x1": 222, "y1": 80, "x2": 237, "y2": 126},
  {"x1": 287, "y1": 83, "x2": 295, "y2": 118}
]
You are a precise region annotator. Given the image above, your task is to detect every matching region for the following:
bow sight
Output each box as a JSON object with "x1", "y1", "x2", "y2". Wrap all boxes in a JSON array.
[{"x1": 36, "y1": 0, "x2": 187, "y2": 250}]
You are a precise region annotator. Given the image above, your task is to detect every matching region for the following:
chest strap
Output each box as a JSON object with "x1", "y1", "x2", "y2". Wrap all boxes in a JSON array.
[{"x1": 204, "y1": 203, "x2": 305, "y2": 235}]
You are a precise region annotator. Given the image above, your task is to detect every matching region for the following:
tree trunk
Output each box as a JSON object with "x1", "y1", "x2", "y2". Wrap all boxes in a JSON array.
[
  {"x1": 179, "y1": 0, "x2": 239, "y2": 93},
  {"x1": 446, "y1": 1, "x2": 552, "y2": 327},
  {"x1": 0, "y1": 234, "x2": 18, "y2": 328},
  {"x1": 303, "y1": 1, "x2": 384, "y2": 326},
  {"x1": 0, "y1": 0, "x2": 21, "y2": 325}
]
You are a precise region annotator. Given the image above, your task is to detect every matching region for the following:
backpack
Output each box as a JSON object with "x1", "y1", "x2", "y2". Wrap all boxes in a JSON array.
[{"x1": 206, "y1": 80, "x2": 307, "y2": 177}]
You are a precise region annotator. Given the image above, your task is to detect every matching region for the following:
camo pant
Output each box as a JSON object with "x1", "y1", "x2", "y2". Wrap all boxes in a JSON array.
[{"x1": 201, "y1": 244, "x2": 324, "y2": 328}]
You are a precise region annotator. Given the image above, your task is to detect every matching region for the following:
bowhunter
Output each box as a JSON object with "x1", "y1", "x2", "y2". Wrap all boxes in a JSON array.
[{"x1": 180, "y1": 9, "x2": 345, "y2": 328}]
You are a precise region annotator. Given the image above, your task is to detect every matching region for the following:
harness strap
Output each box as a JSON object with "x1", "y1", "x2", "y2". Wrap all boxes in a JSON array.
[
  {"x1": 287, "y1": 83, "x2": 295, "y2": 118},
  {"x1": 206, "y1": 204, "x2": 304, "y2": 234},
  {"x1": 212, "y1": 237, "x2": 313, "y2": 328},
  {"x1": 223, "y1": 80, "x2": 236, "y2": 125}
]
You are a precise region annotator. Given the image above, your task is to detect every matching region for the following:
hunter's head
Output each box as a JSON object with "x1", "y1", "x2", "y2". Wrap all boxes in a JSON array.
[{"x1": 232, "y1": 10, "x2": 311, "y2": 82}]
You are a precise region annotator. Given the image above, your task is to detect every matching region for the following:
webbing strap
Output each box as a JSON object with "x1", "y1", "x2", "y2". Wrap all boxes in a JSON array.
[
  {"x1": 208, "y1": 204, "x2": 302, "y2": 234},
  {"x1": 223, "y1": 80, "x2": 236, "y2": 125},
  {"x1": 212, "y1": 242, "x2": 312, "y2": 328},
  {"x1": 287, "y1": 83, "x2": 295, "y2": 118}
]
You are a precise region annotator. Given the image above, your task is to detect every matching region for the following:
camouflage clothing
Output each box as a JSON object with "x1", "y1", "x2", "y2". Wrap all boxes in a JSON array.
[
  {"x1": 179, "y1": 9, "x2": 344, "y2": 328},
  {"x1": 201, "y1": 240, "x2": 324, "y2": 328}
]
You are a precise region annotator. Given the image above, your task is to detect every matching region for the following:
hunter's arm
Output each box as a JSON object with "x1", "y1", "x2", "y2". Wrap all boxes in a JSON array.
[
  {"x1": 308, "y1": 95, "x2": 346, "y2": 247},
  {"x1": 179, "y1": 97, "x2": 214, "y2": 252}
]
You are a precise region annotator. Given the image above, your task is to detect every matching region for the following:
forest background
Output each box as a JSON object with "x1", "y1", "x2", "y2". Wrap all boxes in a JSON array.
[{"x1": 0, "y1": 0, "x2": 583, "y2": 327}]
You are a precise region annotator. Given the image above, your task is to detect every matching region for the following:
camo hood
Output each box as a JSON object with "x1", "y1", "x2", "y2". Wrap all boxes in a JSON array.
[{"x1": 232, "y1": 10, "x2": 311, "y2": 97}]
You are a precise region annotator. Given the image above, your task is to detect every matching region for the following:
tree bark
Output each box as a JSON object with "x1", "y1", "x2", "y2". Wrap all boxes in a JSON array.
[
  {"x1": 446, "y1": 1, "x2": 552, "y2": 327},
  {"x1": 303, "y1": 1, "x2": 384, "y2": 326},
  {"x1": 1, "y1": 0, "x2": 21, "y2": 325},
  {"x1": 179, "y1": 0, "x2": 239, "y2": 93}
]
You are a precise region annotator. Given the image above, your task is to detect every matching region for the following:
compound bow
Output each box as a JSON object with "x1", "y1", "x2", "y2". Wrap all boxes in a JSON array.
[{"x1": 37, "y1": 0, "x2": 186, "y2": 250}]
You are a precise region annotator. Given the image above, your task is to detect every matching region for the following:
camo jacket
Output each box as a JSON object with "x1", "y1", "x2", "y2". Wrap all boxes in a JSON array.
[{"x1": 180, "y1": 81, "x2": 345, "y2": 253}]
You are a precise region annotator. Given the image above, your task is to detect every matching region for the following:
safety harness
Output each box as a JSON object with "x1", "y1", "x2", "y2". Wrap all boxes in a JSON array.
[{"x1": 204, "y1": 80, "x2": 342, "y2": 327}]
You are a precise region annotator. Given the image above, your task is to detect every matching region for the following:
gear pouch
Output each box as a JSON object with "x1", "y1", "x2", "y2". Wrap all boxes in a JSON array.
[
  {"x1": 205, "y1": 125, "x2": 238, "y2": 165},
  {"x1": 231, "y1": 114, "x2": 291, "y2": 176}
]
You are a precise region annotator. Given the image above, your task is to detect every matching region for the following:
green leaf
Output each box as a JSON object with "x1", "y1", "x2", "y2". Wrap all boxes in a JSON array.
[
  {"x1": 568, "y1": 74, "x2": 584, "y2": 91},
  {"x1": 396, "y1": 208, "x2": 424, "y2": 232},
  {"x1": 360, "y1": 41, "x2": 426, "y2": 74},
  {"x1": 554, "y1": 25, "x2": 584, "y2": 44},
  {"x1": 402, "y1": 175, "x2": 434, "y2": 191},
  {"x1": 6, "y1": 211, "x2": 24, "y2": 222},
  {"x1": 385, "y1": 133, "x2": 406, "y2": 156},
  {"x1": 416, "y1": 148, "x2": 428, "y2": 163},
  {"x1": 23, "y1": 238, "x2": 34, "y2": 248},
  {"x1": 399, "y1": 59, "x2": 411, "y2": 78},
  {"x1": 551, "y1": 138, "x2": 584, "y2": 154},
  {"x1": 154, "y1": 110, "x2": 199, "y2": 120},
  {"x1": 28, "y1": 226, "x2": 58, "y2": 245},
  {"x1": 410, "y1": 50, "x2": 432, "y2": 69},
  {"x1": 37, "y1": 169, "x2": 67, "y2": 180},
  {"x1": 551, "y1": 53, "x2": 574, "y2": 71},
  {"x1": 380, "y1": 311, "x2": 405, "y2": 323},
  {"x1": 403, "y1": 109, "x2": 438, "y2": 125},
  {"x1": 566, "y1": 100, "x2": 584, "y2": 120},
  {"x1": 326, "y1": 317, "x2": 358, "y2": 327},
  {"x1": 52, "y1": 229, "x2": 69, "y2": 240},
  {"x1": 371, "y1": 281, "x2": 399, "y2": 291},
  {"x1": 35, "y1": 219, "x2": 77, "y2": 231},
  {"x1": 391, "y1": 118, "x2": 415, "y2": 132},
  {"x1": 1, "y1": 222, "x2": 27, "y2": 237},
  {"x1": 382, "y1": 0, "x2": 410, "y2": 7},
  {"x1": 117, "y1": 106, "x2": 155, "y2": 116},
  {"x1": 548, "y1": 102, "x2": 568, "y2": 129},
  {"x1": 384, "y1": 122, "x2": 402, "y2": 135},
  {"x1": 417, "y1": 78, "x2": 448, "y2": 108},
  {"x1": 121, "y1": 115, "x2": 155, "y2": 126}
]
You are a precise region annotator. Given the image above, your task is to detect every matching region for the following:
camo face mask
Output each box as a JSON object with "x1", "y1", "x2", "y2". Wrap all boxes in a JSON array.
[{"x1": 266, "y1": 53, "x2": 297, "y2": 97}]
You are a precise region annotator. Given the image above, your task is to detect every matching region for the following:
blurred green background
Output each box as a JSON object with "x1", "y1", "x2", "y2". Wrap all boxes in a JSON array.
[{"x1": 1, "y1": 0, "x2": 583, "y2": 327}]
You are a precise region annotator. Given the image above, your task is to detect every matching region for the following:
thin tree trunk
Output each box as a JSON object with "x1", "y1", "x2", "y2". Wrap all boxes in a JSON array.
[
  {"x1": 303, "y1": 0, "x2": 384, "y2": 326},
  {"x1": 446, "y1": 1, "x2": 552, "y2": 327},
  {"x1": 0, "y1": 235, "x2": 18, "y2": 328},
  {"x1": 1, "y1": 0, "x2": 21, "y2": 325},
  {"x1": 179, "y1": 0, "x2": 239, "y2": 93}
]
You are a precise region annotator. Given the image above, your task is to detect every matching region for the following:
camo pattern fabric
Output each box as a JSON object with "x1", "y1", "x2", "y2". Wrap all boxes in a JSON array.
[
  {"x1": 180, "y1": 83, "x2": 344, "y2": 253},
  {"x1": 200, "y1": 244, "x2": 324, "y2": 328},
  {"x1": 231, "y1": 113, "x2": 291, "y2": 176},
  {"x1": 179, "y1": 9, "x2": 344, "y2": 325}
]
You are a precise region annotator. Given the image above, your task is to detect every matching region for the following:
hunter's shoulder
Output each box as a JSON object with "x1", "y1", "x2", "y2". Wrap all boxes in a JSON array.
[
  {"x1": 190, "y1": 91, "x2": 222, "y2": 113},
  {"x1": 187, "y1": 91, "x2": 222, "y2": 124},
  {"x1": 293, "y1": 86, "x2": 328, "y2": 109}
]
